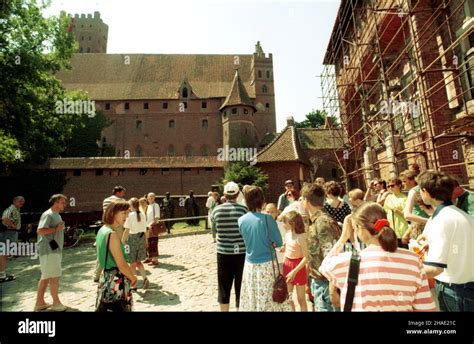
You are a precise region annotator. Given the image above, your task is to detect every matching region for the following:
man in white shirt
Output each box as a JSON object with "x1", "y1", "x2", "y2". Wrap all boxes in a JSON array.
[
  {"x1": 146, "y1": 193, "x2": 161, "y2": 265},
  {"x1": 418, "y1": 170, "x2": 474, "y2": 312}
]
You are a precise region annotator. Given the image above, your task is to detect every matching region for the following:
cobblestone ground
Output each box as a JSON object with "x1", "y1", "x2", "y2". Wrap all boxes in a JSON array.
[{"x1": 0, "y1": 233, "x2": 241, "y2": 312}]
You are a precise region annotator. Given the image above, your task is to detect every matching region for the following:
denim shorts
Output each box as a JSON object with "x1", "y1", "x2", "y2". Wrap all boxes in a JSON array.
[
  {"x1": 310, "y1": 278, "x2": 338, "y2": 312},
  {"x1": 435, "y1": 280, "x2": 474, "y2": 312},
  {"x1": 0, "y1": 231, "x2": 19, "y2": 252}
]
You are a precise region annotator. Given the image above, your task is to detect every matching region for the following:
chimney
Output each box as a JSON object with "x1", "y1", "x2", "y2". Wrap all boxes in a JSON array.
[{"x1": 286, "y1": 116, "x2": 295, "y2": 127}]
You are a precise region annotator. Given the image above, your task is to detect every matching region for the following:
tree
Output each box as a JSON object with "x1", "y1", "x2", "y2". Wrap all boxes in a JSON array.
[
  {"x1": 63, "y1": 110, "x2": 115, "y2": 157},
  {"x1": 220, "y1": 162, "x2": 269, "y2": 191},
  {"x1": 294, "y1": 109, "x2": 339, "y2": 129},
  {"x1": 0, "y1": 0, "x2": 90, "y2": 167}
]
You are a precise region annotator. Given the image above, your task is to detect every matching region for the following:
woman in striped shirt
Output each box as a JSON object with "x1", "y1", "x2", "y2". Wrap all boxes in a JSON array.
[{"x1": 319, "y1": 202, "x2": 436, "y2": 312}]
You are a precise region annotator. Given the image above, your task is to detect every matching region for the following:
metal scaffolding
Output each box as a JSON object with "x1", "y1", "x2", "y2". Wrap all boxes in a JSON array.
[{"x1": 321, "y1": 0, "x2": 474, "y2": 189}]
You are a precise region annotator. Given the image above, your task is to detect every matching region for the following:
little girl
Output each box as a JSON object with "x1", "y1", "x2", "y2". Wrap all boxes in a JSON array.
[{"x1": 281, "y1": 211, "x2": 308, "y2": 312}]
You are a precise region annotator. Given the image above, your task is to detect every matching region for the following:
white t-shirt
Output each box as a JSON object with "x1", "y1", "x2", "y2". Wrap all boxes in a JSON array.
[
  {"x1": 146, "y1": 203, "x2": 160, "y2": 226},
  {"x1": 424, "y1": 205, "x2": 474, "y2": 284},
  {"x1": 206, "y1": 196, "x2": 213, "y2": 209},
  {"x1": 124, "y1": 211, "x2": 147, "y2": 234}
]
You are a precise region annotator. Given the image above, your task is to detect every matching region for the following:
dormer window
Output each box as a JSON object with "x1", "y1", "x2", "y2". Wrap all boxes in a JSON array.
[{"x1": 182, "y1": 87, "x2": 188, "y2": 98}]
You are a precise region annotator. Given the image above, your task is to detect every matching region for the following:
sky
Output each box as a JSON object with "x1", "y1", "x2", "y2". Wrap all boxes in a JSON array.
[{"x1": 43, "y1": 0, "x2": 341, "y2": 132}]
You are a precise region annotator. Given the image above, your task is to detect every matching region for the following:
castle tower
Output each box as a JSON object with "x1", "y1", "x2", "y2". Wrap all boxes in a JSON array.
[
  {"x1": 70, "y1": 11, "x2": 108, "y2": 53},
  {"x1": 251, "y1": 41, "x2": 277, "y2": 136},
  {"x1": 220, "y1": 70, "x2": 259, "y2": 150}
]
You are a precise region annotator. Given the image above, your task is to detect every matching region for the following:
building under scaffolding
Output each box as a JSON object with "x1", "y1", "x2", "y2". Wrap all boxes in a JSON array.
[{"x1": 321, "y1": 0, "x2": 474, "y2": 189}]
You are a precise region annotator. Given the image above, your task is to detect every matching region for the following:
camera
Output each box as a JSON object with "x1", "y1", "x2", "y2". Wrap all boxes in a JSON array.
[{"x1": 49, "y1": 239, "x2": 59, "y2": 250}]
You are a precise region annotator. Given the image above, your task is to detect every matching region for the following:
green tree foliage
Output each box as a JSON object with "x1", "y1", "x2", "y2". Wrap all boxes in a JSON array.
[
  {"x1": 0, "y1": 0, "x2": 92, "y2": 166},
  {"x1": 63, "y1": 110, "x2": 115, "y2": 157},
  {"x1": 220, "y1": 162, "x2": 269, "y2": 191},
  {"x1": 294, "y1": 109, "x2": 339, "y2": 129}
]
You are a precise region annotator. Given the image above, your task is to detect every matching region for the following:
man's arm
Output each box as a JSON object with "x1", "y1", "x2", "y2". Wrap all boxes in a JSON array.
[
  {"x1": 37, "y1": 224, "x2": 64, "y2": 236},
  {"x1": 424, "y1": 265, "x2": 443, "y2": 279},
  {"x1": 2, "y1": 217, "x2": 16, "y2": 229}
]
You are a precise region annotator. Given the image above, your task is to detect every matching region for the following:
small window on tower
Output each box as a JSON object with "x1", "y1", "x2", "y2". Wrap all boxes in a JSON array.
[
  {"x1": 125, "y1": 102, "x2": 130, "y2": 110},
  {"x1": 266, "y1": 103, "x2": 270, "y2": 109},
  {"x1": 136, "y1": 120, "x2": 143, "y2": 130},
  {"x1": 105, "y1": 103, "x2": 110, "y2": 110},
  {"x1": 169, "y1": 120, "x2": 175, "y2": 129},
  {"x1": 243, "y1": 109, "x2": 249, "y2": 114},
  {"x1": 258, "y1": 70, "x2": 262, "y2": 78},
  {"x1": 201, "y1": 101, "x2": 207, "y2": 109},
  {"x1": 202, "y1": 119, "x2": 208, "y2": 129},
  {"x1": 163, "y1": 102, "x2": 168, "y2": 109},
  {"x1": 144, "y1": 102, "x2": 149, "y2": 109},
  {"x1": 262, "y1": 85, "x2": 268, "y2": 93},
  {"x1": 266, "y1": 70, "x2": 270, "y2": 78},
  {"x1": 232, "y1": 108, "x2": 237, "y2": 114}
]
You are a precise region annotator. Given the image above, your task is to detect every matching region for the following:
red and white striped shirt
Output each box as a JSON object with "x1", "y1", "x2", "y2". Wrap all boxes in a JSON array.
[{"x1": 319, "y1": 246, "x2": 437, "y2": 312}]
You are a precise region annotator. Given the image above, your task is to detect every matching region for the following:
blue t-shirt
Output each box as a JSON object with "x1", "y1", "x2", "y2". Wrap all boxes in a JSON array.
[{"x1": 238, "y1": 212, "x2": 283, "y2": 264}]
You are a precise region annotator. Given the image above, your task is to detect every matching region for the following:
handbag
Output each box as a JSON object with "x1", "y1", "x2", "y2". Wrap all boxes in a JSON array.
[
  {"x1": 95, "y1": 232, "x2": 133, "y2": 312},
  {"x1": 343, "y1": 249, "x2": 361, "y2": 312},
  {"x1": 150, "y1": 204, "x2": 166, "y2": 236},
  {"x1": 265, "y1": 216, "x2": 289, "y2": 304}
]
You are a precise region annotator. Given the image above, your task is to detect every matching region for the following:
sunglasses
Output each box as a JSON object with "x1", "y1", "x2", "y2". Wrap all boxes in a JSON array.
[{"x1": 388, "y1": 184, "x2": 396, "y2": 188}]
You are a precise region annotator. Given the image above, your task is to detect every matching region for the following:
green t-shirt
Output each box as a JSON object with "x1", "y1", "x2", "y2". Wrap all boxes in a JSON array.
[
  {"x1": 96, "y1": 225, "x2": 129, "y2": 269},
  {"x1": 457, "y1": 191, "x2": 474, "y2": 217},
  {"x1": 411, "y1": 186, "x2": 429, "y2": 219},
  {"x1": 384, "y1": 192, "x2": 409, "y2": 239}
]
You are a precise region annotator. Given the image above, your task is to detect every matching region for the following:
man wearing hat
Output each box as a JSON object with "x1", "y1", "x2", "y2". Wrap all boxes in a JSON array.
[
  {"x1": 277, "y1": 180, "x2": 295, "y2": 212},
  {"x1": 210, "y1": 181, "x2": 248, "y2": 311}
]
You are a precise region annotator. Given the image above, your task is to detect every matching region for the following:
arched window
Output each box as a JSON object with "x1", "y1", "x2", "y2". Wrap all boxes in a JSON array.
[
  {"x1": 202, "y1": 119, "x2": 208, "y2": 129},
  {"x1": 169, "y1": 119, "x2": 175, "y2": 128},
  {"x1": 185, "y1": 146, "x2": 193, "y2": 157},
  {"x1": 168, "y1": 145, "x2": 175, "y2": 157},
  {"x1": 262, "y1": 84, "x2": 268, "y2": 93},
  {"x1": 182, "y1": 87, "x2": 188, "y2": 98},
  {"x1": 201, "y1": 146, "x2": 209, "y2": 156},
  {"x1": 266, "y1": 70, "x2": 270, "y2": 78}
]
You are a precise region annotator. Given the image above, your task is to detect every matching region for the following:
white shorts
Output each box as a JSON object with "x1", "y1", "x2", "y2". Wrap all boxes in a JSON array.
[{"x1": 39, "y1": 253, "x2": 62, "y2": 279}]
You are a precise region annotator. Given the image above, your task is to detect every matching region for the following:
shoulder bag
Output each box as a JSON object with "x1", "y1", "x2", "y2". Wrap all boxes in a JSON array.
[
  {"x1": 95, "y1": 232, "x2": 133, "y2": 312},
  {"x1": 265, "y1": 216, "x2": 289, "y2": 304}
]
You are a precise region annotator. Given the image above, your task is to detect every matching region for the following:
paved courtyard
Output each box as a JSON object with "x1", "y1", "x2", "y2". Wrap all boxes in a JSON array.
[{"x1": 0, "y1": 233, "x2": 240, "y2": 312}]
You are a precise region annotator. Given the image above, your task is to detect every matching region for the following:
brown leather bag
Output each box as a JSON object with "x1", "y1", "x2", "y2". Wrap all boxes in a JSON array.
[
  {"x1": 149, "y1": 204, "x2": 166, "y2": 236},
  {"x1": 150, "y1": 222, "x2": 166, "y2": 236},
  {"x1": 265, "y1": 216, "x2": 289, "y2": 304}
]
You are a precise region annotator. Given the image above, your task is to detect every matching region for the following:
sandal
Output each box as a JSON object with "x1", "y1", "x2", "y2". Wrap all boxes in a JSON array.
[
  {"x1": 143, "y1": 278, "x2": 150, "y2": 289},
  {"x1": 0, "y1": 274, "x2": 15, "y2": 283}
]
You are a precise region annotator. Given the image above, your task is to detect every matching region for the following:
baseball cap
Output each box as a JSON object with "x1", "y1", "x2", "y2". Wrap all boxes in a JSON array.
[
  {"x1": 285, "y1": 180, "x2": 294, "y2": 185},
  {"x1": 224, "y1": 181, "x2": 240, "y2": 195}
]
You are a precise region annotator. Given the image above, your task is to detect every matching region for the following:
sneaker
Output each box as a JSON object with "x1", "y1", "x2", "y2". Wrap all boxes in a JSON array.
[
  {"x1": 34, "y1": 303, "x2": 52, "y2": 312},
  {"x1": 50, "y1": 304, "x2": 68, "y2": 312}
]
